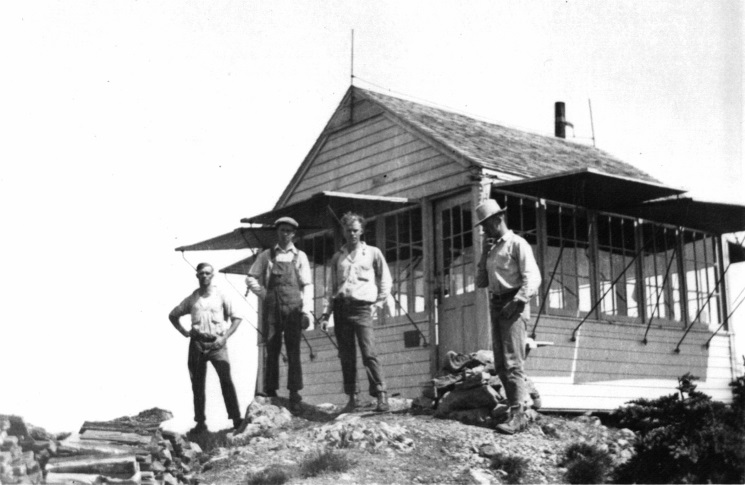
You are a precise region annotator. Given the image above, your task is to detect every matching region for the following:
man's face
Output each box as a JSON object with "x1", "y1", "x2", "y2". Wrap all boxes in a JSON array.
[
  {"x1": 482, "y1": 215, "x2": 502, "y2": 238},
  {"x1": 196, "y1": 266, "x2": 214, "y2": 287},
  {"x1": 343, "y1": 220, "x2": 363, "y2": 245},
  {"x1": 276, "y1": 224, "x2": 296, "y2": 246}
]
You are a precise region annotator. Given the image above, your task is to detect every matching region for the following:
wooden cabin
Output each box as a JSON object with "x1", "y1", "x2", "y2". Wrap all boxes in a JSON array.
[{"x1": 178, "y1": 86, "x2": 745, "y2": 411}]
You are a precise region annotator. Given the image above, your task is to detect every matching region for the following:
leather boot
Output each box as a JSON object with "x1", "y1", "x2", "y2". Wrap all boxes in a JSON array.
[
  {"x1": 375, "y1": 391, "x2": 390, "y2": 412},
  {"x1": 495, "y1": 405, "x2": 528, "y2": 435},
  {"x1": 342, "y1": 393, "x2": 359, "y2": 413}
]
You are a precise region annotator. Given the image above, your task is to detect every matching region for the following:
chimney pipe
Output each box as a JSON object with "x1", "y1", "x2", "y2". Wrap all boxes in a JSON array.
[{"x1": 555, "y1": 102, "x2": 567, "y2": 138}]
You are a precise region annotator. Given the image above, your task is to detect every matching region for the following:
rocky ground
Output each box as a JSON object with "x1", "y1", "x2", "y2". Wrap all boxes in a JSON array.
[{"x1": 195, "y1": 396, "x2": 637, "y2": 485}]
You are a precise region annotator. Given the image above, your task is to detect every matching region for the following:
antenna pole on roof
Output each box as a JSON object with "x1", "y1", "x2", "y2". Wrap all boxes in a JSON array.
[
  {"x1": 588, "y1": 98, "x2": 596, "y2": 147},
  {"x1": 350, "y1": 29, "x2": 355, "y2": 86}
]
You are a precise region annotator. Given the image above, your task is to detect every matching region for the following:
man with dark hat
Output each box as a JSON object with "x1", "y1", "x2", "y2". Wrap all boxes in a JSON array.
[
  {"x1": 246, "y1": 217, "x2": 312, "y2": 410},
  {"x1": 169, "y1": 263, "x2": 243, "y2": 434},
  {"x1": 475, "y1": 199, "x2": 541, "y2": 434}
]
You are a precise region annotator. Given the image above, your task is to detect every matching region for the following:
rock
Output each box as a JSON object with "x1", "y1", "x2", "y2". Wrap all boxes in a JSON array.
[
  {"x1": 619, "y1": 428, "x2": 636, "y2": 439},
  {"x1": 540, "y1": 423, "x2": 561, "y2": 438},
  {"x1": 467, "y1": 468, "x2": 493, "y2": 484},
  {"x1": 478, "y1": 443, "x2": 499, "y2": 459}
]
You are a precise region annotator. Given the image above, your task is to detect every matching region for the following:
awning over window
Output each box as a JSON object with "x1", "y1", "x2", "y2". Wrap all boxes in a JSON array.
[
  {"x1": 492, "y1": 168, "x2": 685, "y2": 212},
  {"x1": 220, "y1": 255, "x2": 258, "y2": 275},
  {"x1": 630, "y1": 196, "x2": 745, "y2": 234},
  {"x1": 174, "y1": 226, "x2": 276, "y2": 252},
  {"x1": 241, "y1": 191, "x2": 417, "y2": 227}
]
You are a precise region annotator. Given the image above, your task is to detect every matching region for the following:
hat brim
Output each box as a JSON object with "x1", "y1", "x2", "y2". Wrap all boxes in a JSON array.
[{"x1": 474, "y1": 208, "x2": 506, "y2": 227}]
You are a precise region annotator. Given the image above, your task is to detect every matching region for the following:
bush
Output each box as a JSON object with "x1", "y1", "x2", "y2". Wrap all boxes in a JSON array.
[
  {"x1": 299, "y1": 448, "x2": 356, "y2": 478},
  {"x1": 245, "y1": 465, "x2": 291, "y2": 485},
  {"x1": 490, "y1": 452, "x2": 529, "y2": 484},
  {"x1": 561, "y1": 443, "x2": 612, "y2": 484},
  {"x1": 610, "y1": 373, "x2": 745, "y2": 484}
]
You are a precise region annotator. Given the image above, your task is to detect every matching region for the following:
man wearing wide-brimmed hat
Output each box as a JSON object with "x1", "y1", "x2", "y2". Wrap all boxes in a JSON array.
[
  {"x1": 247, "y1": 216, "x2": 313, "y2": 411},
  {"x1": 475, "y1": 199, "x2": 541, "y2": 434}
]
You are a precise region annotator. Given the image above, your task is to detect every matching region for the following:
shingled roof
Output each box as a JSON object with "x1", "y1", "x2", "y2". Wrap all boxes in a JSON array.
[{"x1": 355, "y1": 87, "x2": 659, "y2": 183}]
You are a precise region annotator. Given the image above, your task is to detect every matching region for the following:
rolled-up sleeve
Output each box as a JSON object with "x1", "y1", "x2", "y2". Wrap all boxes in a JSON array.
[
  {"x1": 515, "y1": 239, "x2": 541, "y2": 303},
  {"x1": 246, "y1": 250, "x2": 269, "y2": 299},
  {"x1": 374, "y1": 248, "x2": 393, "y2": 305},
  {"x1": 297, "y1": 251, "x2": 313, "y2": 314},
  {"x1": 322, "y1": 252, "x2": 340, "y2": 315}
]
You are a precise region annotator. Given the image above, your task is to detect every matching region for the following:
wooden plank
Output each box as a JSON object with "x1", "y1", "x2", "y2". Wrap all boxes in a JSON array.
[
  {"x1": 46, "y1": 455, "x2": 138, "y2": 477},
  {"x1": 78, "y1": 430, "x2": 152, "y2": 446}
]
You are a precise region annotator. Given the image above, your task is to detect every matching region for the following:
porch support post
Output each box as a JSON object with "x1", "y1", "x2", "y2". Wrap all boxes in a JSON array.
[{"x1": 473, "y1": 176, "x2": 493, "y2": 355}]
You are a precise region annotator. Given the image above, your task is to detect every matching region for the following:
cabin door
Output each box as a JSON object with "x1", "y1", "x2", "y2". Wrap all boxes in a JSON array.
[{"x1": 434, "y1": 194, "x2": 480, "y2": 361}]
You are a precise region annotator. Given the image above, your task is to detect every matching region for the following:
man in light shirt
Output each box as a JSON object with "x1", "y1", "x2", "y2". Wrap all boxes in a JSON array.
[
  {"x1": 475, "y1": 199, "x2": 542, "y2": 434},
  {"x1": 320, "y1": 212, "x2": 393, "y2": 413},
  {"x1": 169, "y1": 263, "x2": 243, "y2": 434},
  {"x1": 246, "y1": 217, "x2": 312, "y2": 411}
]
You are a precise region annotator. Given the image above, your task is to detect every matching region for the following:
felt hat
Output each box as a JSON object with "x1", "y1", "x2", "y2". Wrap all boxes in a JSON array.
[{"x1": 474, "y1": 199, "x2": 507, "y2": 226}]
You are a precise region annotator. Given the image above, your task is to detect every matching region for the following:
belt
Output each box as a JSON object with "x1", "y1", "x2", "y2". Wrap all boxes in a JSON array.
[{"x1": 491, "y1": 289, "x2": 519, "y2": 303}]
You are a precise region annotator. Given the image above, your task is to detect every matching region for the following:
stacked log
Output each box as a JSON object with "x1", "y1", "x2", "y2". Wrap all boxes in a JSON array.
[{"x1": 1, "y1": 409, "x2": 204, "y2": 485}]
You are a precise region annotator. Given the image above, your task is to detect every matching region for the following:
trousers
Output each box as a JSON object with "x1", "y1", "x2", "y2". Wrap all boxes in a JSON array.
[
  {"x1": 333, "y1": 299, "x2": 386, "y2": 397},
  {"x1": 187, "y1": 339, "x2": 241, "y2": 423},
  {"x1": 490, "y1": 294, "x2": 529, "y2": 407}
]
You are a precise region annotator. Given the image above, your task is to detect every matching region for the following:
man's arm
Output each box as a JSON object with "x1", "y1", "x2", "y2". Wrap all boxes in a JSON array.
[
  {"x1": 297, "y1": 251, "x2": 314, "y2": 315},
  {"x1": 213, "y1": 316, "x2": 242, "y2": 349},
  {"x1": 516, "y1": 238, "x2": 542, "y2": 303},
  {"x1": 168, "y1": 304, "x2": 190, "y2": 338},
  {"x1": 246, "y1": 251, "x2": 269, "y2": 299},
  {"x1": 475, "y1": 237, "x2": 492, "y2": 289},
  {"x1": 374, "y1": 248, "x2": 393, "y2": 307}
]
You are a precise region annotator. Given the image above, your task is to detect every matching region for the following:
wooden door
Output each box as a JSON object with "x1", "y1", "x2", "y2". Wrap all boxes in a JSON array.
[{"x1": 435, "y1": 194, "x2": 481, "y2": 360}]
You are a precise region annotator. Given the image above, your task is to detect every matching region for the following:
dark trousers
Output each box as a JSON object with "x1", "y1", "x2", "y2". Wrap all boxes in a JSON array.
[
  {"x1": 490, "y1": 294, "x2": 528, "y2": 407},
  {"x1": 188, "y1": 339, "x2": 241, "y2": 422},
  {"x1": 333, "y1": 299, "x2": 386, "y2": 397},
  {"x1": 265, "y1": 311, "x2": 303, "y2": 392}
]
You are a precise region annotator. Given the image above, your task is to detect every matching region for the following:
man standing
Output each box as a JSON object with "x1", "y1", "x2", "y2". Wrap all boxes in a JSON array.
[
  {"x1": 475, "y1": 199, "x2": 541, "y2": 435},
  {"x1": 169, "y1": 263, "x2": 243, "y2": 434},
  {"x1": 320, "y1": 212, "x2": 393, "y2": 413},
  {"x1": 246, "y1": 217, "x2": 312, "y2": 410}
]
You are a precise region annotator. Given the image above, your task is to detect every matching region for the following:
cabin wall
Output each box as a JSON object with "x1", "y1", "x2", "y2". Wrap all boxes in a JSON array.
[
  {"x1": 273, "y1": 316, "x2": 431, "y2": 406},
  {"x1": 524, "y1": 315, "x2": 734, "y2": 410},
  {"x1": 285, "y1": 113, "x2": 472, "y2": 204}
]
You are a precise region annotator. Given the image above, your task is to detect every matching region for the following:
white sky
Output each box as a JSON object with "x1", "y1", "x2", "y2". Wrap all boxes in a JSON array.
[{"x1": 0, "y1": 1, "x2": 742, "y2": 433}]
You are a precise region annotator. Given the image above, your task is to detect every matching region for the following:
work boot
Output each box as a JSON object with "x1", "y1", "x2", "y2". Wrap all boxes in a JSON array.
[
  {"x1": 189, "y1": 421, "x2": 208, "y2": 435},
  {"x1": 342, "y1": 393, "x2": 359, "y2": 413},
  {"x1": 495, "y1": 405, "x2": 528, "y2": 435},
  {"x1": 289, "y1": 391, "x2": 302, "y2": 413},
  {"x1": 232, "y1": 418, "x2": 243, "y2": 431},
  {"x1": 375, "y1": 391, "x2": 390, "y2": 413},
  {"x1": 529, "y1": 390, "x2": 542, "y2": 410}
]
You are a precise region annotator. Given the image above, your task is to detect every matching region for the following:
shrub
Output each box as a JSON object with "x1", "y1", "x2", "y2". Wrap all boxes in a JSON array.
[
  {"x1": 245, "y1": 465, "x2": 291, "y2": 485},
  {"x1": 561, "y1": 443, "x2": 612, "y2": 484},
  {"x1": 610, "y1": 373, "x2": 745, "y2": 484},
  {"x1": 490, "y1": 452, "x2": 529, "y2": 484},
  {"x1": 299, "y1": 448, "x2": 356, "y2": 478}
]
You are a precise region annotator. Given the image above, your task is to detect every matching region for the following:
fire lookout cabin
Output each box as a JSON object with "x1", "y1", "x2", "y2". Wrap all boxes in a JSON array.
[{"x1": 177, "y1": 87, "x2": 745, "y2": 411}]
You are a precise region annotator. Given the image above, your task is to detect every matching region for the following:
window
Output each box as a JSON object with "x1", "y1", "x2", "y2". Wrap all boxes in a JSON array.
[
  {"x1": 597, "y1": 214, "x2": 640, "y2": 319},
  {"x1": 641, "y1": 224, "x2": 682, "y2": 322},
  {"x1": 383, "y1": 209, "x2": 425, "y2": 315},
  {"x1": 440, "y1": 201, "x2": 475, "y2": 298},
  {"x1": 545, "y1": 203, "x2": 592, "y2": 316},
  {"x1": 681, "y1": 229, "x2": 721, "y2": 327},
  {"x1": 301, "y1": 231, "x2": 335, "y2": 318}
]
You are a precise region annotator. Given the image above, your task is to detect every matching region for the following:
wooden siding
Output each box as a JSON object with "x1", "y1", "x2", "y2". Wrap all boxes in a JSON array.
[
  {"x1": 524, "y1": 316, "x2": 734, "y2": 410},
  {"x1": 285, "y1": 115, "x2": 472, "y2": 204},
  {"x1": 270, "y1": 317, "x2": 431, "y2": 406}
]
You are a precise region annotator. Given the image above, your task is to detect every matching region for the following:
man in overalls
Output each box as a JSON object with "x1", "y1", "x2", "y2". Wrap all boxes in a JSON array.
[{"x1": 247, "y1": 217, "x2": 312, "y2": 411}]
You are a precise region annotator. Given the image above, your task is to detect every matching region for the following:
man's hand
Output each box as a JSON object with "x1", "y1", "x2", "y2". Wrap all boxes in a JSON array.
[
  {"x1": 301, "y1": 313, "x2": 311, "y2": 330},
  {"x1": 319, "y1": 314, "x2": 329, "y2": 332},
  {"x1": 498, "y1": 299, "x2": 525, "y2": 320},
  {"x1": 212, "y1": 336, "x2": 227, "y2": 350}
]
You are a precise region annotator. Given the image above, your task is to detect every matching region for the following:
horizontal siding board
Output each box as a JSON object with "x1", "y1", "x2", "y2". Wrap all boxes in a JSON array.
[
  {"x1": 311, "y1": 125, "x2": 409, "y2": 173},
  {"x1": 299, "y1": 144, "x2": 441, "y2": 198},
  {"x1": 339, "y1": 162, "x2": 466, "y2": 198},
  {"x1": 322, "y1": 115, "x2": 391, "y2": 152}
]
